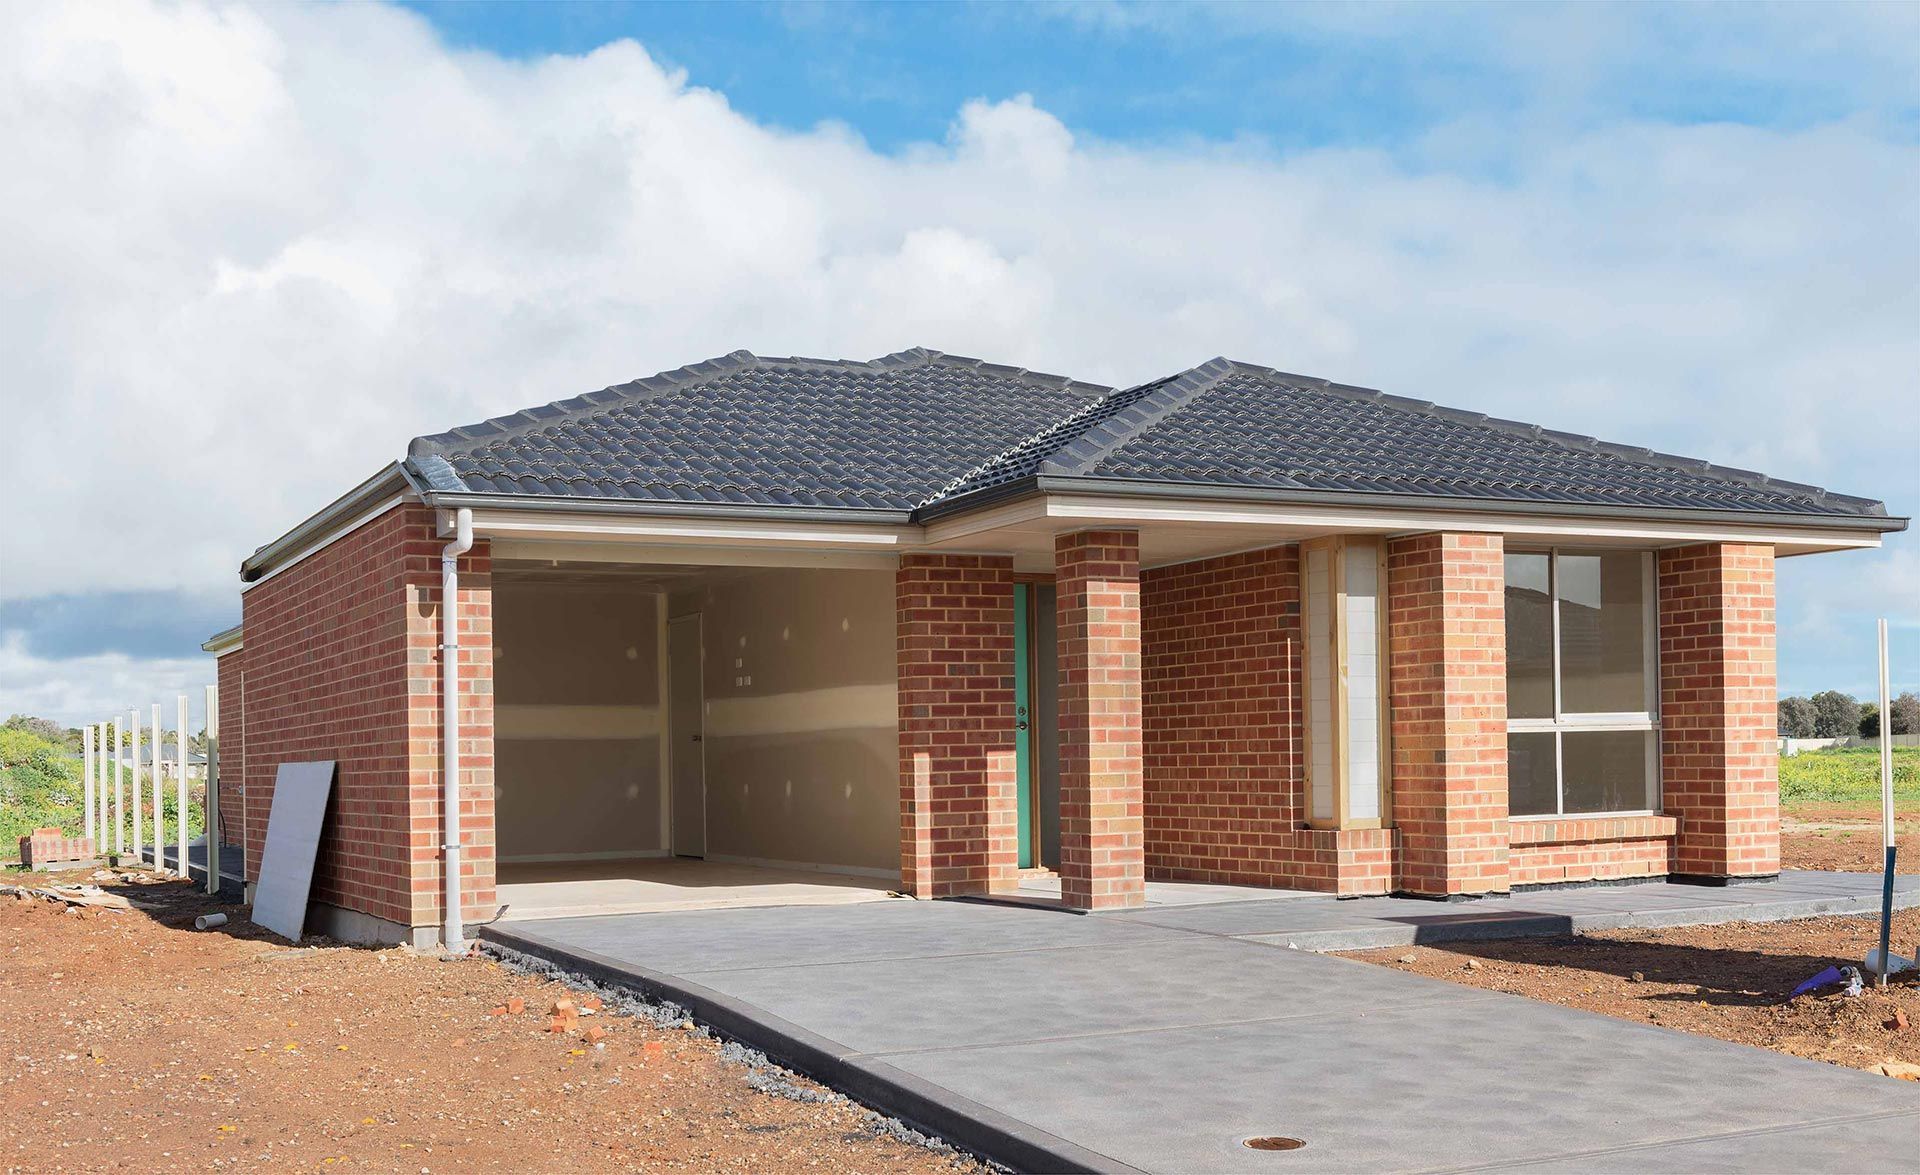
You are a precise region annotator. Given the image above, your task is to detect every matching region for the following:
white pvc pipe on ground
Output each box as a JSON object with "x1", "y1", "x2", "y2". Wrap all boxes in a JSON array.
[
  {"x1": 177, "y1": 694, "x2": 189, "y2": 882},
  {"x1": 150, "y1": 703, "x2": 162, "y2": 870}
]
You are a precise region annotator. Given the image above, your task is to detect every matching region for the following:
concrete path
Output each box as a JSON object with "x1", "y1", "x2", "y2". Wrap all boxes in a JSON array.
[{"x1": 485, "y1": 875, "x2": 1920, "y2": 1173}]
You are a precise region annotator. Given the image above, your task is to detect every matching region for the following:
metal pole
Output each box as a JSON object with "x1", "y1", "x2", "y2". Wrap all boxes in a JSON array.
[
  {"x1": 1876, "y1": 618, "x2": 1896, "y2": 987},
  {"x1": 82, "y1": 726, "x2": 96, "y2": 844},
  {"x1": 205, "y1": 683, "x2": 220, "y2": 896},
  {"x1": 110, "y1": 717, "x2": 124, "y2": 856},
  {"x1": 177, "y1": 695, "x2": 189, "y2": 884},
  {"x1": 150, "y1": 704, "x2": 163, "y2": 871},
  {"x1": 96, "y1": 721, "x2": 108, "y2": 851}
]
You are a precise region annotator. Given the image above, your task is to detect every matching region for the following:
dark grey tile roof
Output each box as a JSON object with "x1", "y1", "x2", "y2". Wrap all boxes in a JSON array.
[
  {"x1": 407, "y1": 349, "x2": 1109, "y2": 512},
  {"x1": 407, "y1": 351, "x2": 1891, "y2": 522},
  {"x1": 938, "y1": 358, "x2": 1889, "y2": 519}
]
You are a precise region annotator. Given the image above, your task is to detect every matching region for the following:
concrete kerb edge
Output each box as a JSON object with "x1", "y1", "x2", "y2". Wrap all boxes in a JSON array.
[{"x1": 477, "y1": 924, "x2": 1141, "y2": 1175}]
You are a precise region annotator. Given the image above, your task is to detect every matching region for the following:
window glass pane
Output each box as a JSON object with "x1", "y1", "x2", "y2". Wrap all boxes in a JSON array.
[
  {"x1": 1561, "y1": 729, "x2": 1655, "y2": 813},
  {"x1": 1343, "y1": 542, "x2": 1381, "y2": 822},
  {"x1": 1503, "y1": 553, "x2": 1553, "y2": 720},
  {"x1": 1508, "y1": 732, "x2": 1557, "y2": 816},
  {"x1": 1305, "y1": 546, "x2": 1334, "y2": 821},
  {"x1": 1556, "y1": 552, "x2": 1648, "y2": 714}
]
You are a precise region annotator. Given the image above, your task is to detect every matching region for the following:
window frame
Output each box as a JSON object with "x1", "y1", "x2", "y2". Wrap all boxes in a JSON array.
[{"x1": 1504, "y1": 547, "x2": 1662, "y2": 820}]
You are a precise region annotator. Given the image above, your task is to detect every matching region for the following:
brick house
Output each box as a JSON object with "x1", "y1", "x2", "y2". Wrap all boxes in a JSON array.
[{"x1": 208, "y1": 350, "x2": 1903, "y2": 946}]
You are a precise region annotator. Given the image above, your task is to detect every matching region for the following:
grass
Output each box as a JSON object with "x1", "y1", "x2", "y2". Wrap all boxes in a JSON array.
[
  {"x1": 1779, "y1": 745, "x2": 1919, "y2": 813},
  {"x1": 1, "y1": 728, "x2": 202, "y2": 859}
]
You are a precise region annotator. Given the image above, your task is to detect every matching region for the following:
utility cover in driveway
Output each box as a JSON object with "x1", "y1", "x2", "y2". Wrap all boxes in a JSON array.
[{"x1": 251, "y1": 761, "x2": 337, "y2": 942}]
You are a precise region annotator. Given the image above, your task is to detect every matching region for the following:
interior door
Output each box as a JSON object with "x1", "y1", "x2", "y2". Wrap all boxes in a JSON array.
[{"x1": 668, "y1": 614, "x2": 706, "y2": 858}]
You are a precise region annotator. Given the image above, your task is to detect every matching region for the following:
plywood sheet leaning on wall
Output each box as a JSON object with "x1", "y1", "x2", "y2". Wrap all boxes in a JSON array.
[{"x1": 252, "y1": 761, "x2": 338, "y2": 942}]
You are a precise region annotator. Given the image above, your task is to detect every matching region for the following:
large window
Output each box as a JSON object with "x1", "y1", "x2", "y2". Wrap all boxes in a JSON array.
[
  {"x1": 1504, "y1": 549, "x2": 1659, "y2": 817},
  {"x1": 1304, "y1": 536, "x2": 1390, "y2": 828}
]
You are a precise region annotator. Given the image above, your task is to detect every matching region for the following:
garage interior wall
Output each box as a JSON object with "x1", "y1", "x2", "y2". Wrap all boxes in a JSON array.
[
  {"x1": 668, "y1": 566, "x2": 900, "y2": 876},
  {"x1": 494, "y1": 579, "x2": 664, "y2": 861}
]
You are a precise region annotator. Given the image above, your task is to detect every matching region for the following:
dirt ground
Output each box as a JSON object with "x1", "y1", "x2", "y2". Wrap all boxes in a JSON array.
[
  {"x1": 0, "y1": 868, "x2": 975, "y2": 1174},
  {"x1": 1347, "y1": 909, "x2": 1920, "y2": 1079},
  {"x1": 1782, "y1": 810, "x2": 1919, "y2": 874}
]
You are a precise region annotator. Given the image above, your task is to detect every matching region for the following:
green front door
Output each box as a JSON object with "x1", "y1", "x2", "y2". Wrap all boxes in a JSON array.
[{"x1": 1013, "y1": 583, "x2": 1034, "y2": 869}]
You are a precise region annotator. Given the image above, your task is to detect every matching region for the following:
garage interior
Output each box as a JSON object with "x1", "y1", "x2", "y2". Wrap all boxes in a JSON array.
[{"x1": 488, "y1": 556, "x2": 906, "y2": 921}]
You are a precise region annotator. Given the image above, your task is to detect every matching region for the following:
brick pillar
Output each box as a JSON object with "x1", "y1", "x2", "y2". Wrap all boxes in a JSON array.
[
  {"x1": 1658, "y1": 543, "x2": 1779, "y2": 880},
  {"x1": 896, "y1": 554, "x2": 1019, "y2": 898},
  {"x1": 1056, "y1": 530, "x2": 1145, "y2": 910},
  {"x1": 1387, "y1": 532, "x2": 1508, "y2": 897},
  {"x1": 405, "y1": 524, "x2": 497, "y2": 930}
]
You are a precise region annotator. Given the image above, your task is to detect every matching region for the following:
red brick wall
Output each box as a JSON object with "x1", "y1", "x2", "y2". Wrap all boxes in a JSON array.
[
  {"x1": 1388, "y1": 532, "x2": 1509, "y2": 896},
  {"x1": 1509, "y1": 816, "x2": 1675, "y2": 886},
  {"x1": 21, "y1": 828, "x2": 95, "y2": 867},
  {"x1": 214, "y1": 649, "x2": 245, "y2": 861},
  {"x1": 1055, "y1": 530, "x2": 1145, "y2": 910},
  {"x1": 239, "y1": 503, "x2": 494, "y2": 935},
  {"x1": 896, "y1": 553, "x2": 1018, "y2": 898},
  {"x1": 1658, "y1": 542, "x2": 1779, "y2": 878},
  {"x1": 1142, "y1": 547, "x2": 1302, "y2": 885}
]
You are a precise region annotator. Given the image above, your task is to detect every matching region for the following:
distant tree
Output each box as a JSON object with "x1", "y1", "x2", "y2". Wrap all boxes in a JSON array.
[
  {"x1": 1777, "y1": 696, "x2": 1817, "y2": 738},
  {"x1": 1892, "y1": 692, "x2": 1920, "y2": 737},
  {"x1": 1859, "y1": 704, "x2": 1880, "y2": 739},
  {"x1": 1810, "y1": 690, "x2": 1861, "y2": 739},
  {"x1": 3, "y1": 714, "x2": 62, "y2": 742}
]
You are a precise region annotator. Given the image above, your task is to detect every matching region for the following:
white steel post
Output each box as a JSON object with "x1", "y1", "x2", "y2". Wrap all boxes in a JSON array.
[
  {"x1": 110, "y1": 717, "x2": 124, "y2": 856},
  {"x1": 96, "y1": 722, "x2": 108, "y2": 850},
  {"x1": 83, "y1": 726, "x2": 96, "y2": 844},
  {"x1": 150, "y1": 704, "x2": 163, "y2": 871},
  {"x1": 205, "y1": 684, "x2": 220, "y2": 895},
  {"x1": 130, "y1": 709, "x2": 143, "y2": 863},
  {"x1": 177, "y1": 694, "x2": 189, "y2": 883}
]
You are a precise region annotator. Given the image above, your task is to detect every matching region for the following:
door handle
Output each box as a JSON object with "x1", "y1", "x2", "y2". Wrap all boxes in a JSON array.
[{"x1": 690, "y1": 734, "x2": 702, "y2": 742}]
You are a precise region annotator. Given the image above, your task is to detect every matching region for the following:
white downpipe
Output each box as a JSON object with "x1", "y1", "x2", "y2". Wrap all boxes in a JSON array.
[{"x1": 441, "y1": 507, "x2": 475, "y2": 953}]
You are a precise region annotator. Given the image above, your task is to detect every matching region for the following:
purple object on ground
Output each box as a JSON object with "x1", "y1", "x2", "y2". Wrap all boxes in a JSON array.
[{"x1": 1791, "y1": 965, "x2": 1844, "y2": 997}]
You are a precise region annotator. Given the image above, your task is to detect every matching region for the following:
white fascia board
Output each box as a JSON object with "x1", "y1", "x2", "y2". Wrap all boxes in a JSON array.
[
  {"x1": 1034, "y1": 493, "x2": 1887, "y2": 552},
  {"x1": 465, "y1": 507, "x2": 922, "y2": 553}
]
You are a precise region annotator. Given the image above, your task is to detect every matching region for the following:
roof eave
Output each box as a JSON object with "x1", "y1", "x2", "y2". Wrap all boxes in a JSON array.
[
  {"x1": 416, "y1": 487, "x2": 916, "y2": 528},
  {"x1": 914, "y1": 474, "x2": 1908, "y2": 535},
  {"x1": 200, "y1": 625, "x2": 243, "y2": 655}
]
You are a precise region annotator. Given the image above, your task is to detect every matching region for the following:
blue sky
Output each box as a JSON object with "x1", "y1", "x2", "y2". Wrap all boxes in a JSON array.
[{"x1": 1, "y1": 0, "x2": 1916, "y2": 726}]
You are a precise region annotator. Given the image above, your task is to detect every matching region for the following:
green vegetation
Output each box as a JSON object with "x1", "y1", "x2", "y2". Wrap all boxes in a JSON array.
[
  {"x1": 0, "y1": 723, "x2": 202, "y2": 861},
  {"x1": 1779, "y1": 745, "x2": 1919, "y2": 813}
]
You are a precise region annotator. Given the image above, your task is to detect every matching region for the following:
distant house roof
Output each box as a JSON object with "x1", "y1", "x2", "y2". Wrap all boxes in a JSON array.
[{"x1": 402, "y1": 349, "x2": 1893, "y2": 526}]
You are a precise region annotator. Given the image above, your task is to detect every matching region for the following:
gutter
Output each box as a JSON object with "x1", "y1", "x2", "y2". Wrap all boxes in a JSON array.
[
  {"x1": 910, "y1": 473, "x2": 1911, "y2": 535},
  {"x1": 415, "y1": 488, "x2": 914, "y2": 528},
  {"x1": 200, "y1": 625, "x2": 243, "y2": 656}
]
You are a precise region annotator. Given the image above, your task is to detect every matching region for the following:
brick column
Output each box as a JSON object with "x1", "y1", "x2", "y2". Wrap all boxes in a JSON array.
[
  {"x1": 404, "y1": 520, "x2": 497, "y2": 930},
  {"x1": 1658, "y1": 543, "x2": 1779, "y2": 880},
  {"x1": 897, "y1": 553, "x2": 1019, "y2": 898},
  {"x1": 1056, "y1": 530, "x2": 1145, "y2": 910},
  {"x1": 1387, "y1": 532, "x2": 1508, "y2": 897}
]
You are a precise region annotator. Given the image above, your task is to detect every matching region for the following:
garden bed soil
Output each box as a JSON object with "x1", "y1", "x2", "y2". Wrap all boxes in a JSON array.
[
  {"x1": 1782, "y1": 810, "x2": 1919, "y2": 874},
  {"x1": 0, "y1": 867, "x2": 972, "y2": 1173},
  {"x1": 1346, "y1": 909, "x2": 1920, "y2": 1078}
]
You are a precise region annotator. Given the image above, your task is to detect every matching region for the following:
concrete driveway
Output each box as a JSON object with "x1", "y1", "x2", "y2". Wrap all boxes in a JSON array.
[{"x1": 487, "y1": 895, "x2": 1920, "y2": 1173}]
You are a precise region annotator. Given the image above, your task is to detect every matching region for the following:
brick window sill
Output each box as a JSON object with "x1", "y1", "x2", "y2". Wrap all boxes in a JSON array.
[{"x1": 1509, "y1": 814, "x2": 1677, "y2": 847}]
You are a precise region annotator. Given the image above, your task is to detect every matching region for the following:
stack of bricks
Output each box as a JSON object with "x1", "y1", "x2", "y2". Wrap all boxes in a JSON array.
[
  {"x1": 1658, "y1": 542, "x2": 1779, "y2": 879},
  {"x1": 1387, "y1": 532, "x2": 1510, "y2": 897},
  {"x1": 896, "y1": 552, "x2": 1019, "y2": 898},
  {"x1": 1055, "y1": 530, "x2": 1145, "y2": 910},
  {"x1": 20, "y1": 827, "x2": 94, "y2": 870}
]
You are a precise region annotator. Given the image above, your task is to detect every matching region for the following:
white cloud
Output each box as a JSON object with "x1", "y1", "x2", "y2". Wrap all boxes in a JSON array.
[
  {"x1": 1, "y1": 0, "x2": 1916, "y2": 721},
  {"x1": 0, "y1": 633, "x2": 211, "y2": 730}
]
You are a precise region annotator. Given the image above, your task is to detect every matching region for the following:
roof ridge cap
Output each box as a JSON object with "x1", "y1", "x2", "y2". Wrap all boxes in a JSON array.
[
  {"x1": 1041, "y1": 357, "x2": 1236, "y2": 476},
  {"x1": 408, "y1": 349, "x2": 761, "y2": 458}
]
